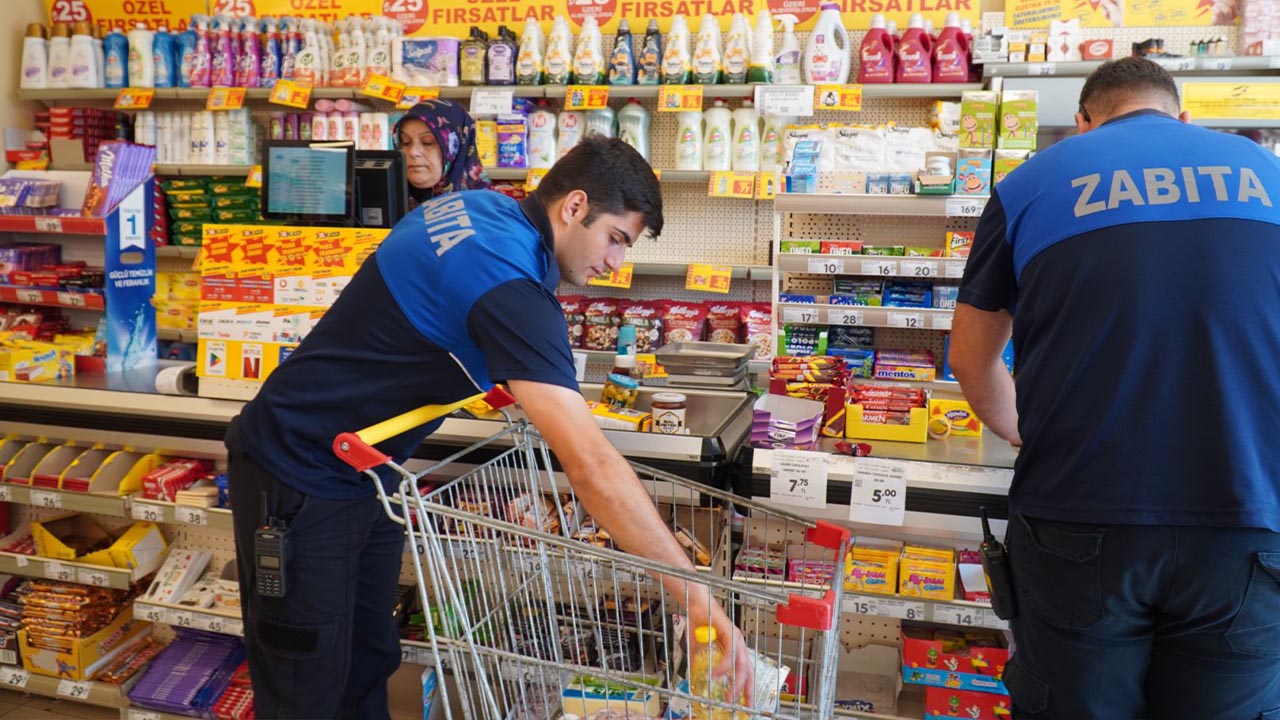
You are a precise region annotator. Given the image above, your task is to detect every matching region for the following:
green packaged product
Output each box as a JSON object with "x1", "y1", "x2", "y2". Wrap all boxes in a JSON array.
[
  {"x1": 172, "y1": 233, "x2": 204, "y2": 247},
  {"x1": 904, "y1": 246, "x2": 944, "y2": 257},
  {"x1": 780, "y1": 240, "x2": 822, "y2": 254},
  {"x1": 862, "y1": 246, "x2": 906, "y2": 256},
  {"x1": 166, "y1": 190, "x2": 209, "y2": 205},
  {"x1": 161, "y1": 178, "x2": 209, "y2": 193},
  {"x1": 171, "y1": 221, "x2": 205, "y2": 236},
  {"x1": 214, "y1": 209, "x2": 259, "y2": 222},
  {"x1": 170, "y1": 207, "x2": 213, "y2": 221},
  {"x1": 209, "y1": 181, "x2": 254, "y2": 195},
  {"x1": 211, "y1": 196, "x2": 256, "y2": 210}
]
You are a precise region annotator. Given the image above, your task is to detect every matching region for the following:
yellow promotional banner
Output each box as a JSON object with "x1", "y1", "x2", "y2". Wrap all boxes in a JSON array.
[
  {"x1": 114, "y1": 88, "x2": 155, "y2": 110},
  {"x1": 1008, "y1": 0, "x2": 1232, "y2": 27},
  {"x1": 48, "y1": 0, "x2": 205, "y2": 32},
  {"x1": 588, "y1": 263, "x2": 634, "y2": 289},
  {"x1": 685, "y1": 264, "x2": 733, "y2": 294},
  {"x1": 206, "y1": 87, "x2": 247, "y2": 111},
  {"x1": 1183, "y1": 82, "x2": 1280, "y2": 121}
]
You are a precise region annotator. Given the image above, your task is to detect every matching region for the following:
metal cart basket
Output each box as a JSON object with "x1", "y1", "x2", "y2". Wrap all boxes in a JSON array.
[{"x1": 335, "y1": 388, "x2": 852, "y2": 720}]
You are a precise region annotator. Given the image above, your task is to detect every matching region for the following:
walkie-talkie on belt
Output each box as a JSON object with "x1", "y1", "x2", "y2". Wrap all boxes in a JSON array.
[
  {"x1": 979, "y1": 506, "x2": 1018, "y2": 620},
  {"x1": 255, "y1": 490, "x2": 292, "y2": 598}
]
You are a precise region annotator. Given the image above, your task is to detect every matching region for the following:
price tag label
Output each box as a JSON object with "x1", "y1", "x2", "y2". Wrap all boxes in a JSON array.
[
  {"x1": 769, "y1": 449, "x2": 829, "y2": 509},
  {"x1": 946, "y1": 197, "x2": 986, "y2": 217},
  {"x1": 195, "y1": 613, "x2": 231, "y2": 634},
  {"x1": 114, "y1": 88, "x2": 155, "y2": 110},
  {"x1": 843, "y1": 595, "x2": 881, "y2": 616},
  {"x1": 167, "y1": 609, "x2": 195, "y2": 628},
  {"x1": 0, "y1": 667, "x2": 28, "y2": 689},
  {"x1": 57, "y1": 679, "x2": 93, "y2": 699},
  {"x1": 826, "y1": 308, "x2": 864, "y2": 326},
  {"x1": 685, "y1": 263, "x2": 733, "y2": 294},
  {"x1": 901, "y1": 260, "x2": 935, "y2": 278},
  {"x1": 269, "y1": 79, "x2": 313, "y2": 109},
  {"x1": 934, "y1": 604, "x2": 980, "y2": 627},
  {"x1": 29, "y1": 490, "x2": 61, "y2": 509},
  {"x1": 814, "y1": 84, "x2": 863, "y2": 111},
  {"x1": 14, "y1": 555, "x2": 27, "y2": 568},
  {"x1": 1201, "y1": 57, "x2": 1233, "y2": 71},
  {"x1": 1027, "y1": 62, "x2": 1056, "y2": 76},
  {"x1": 16, "y1": 289, "x2": 43, "y2": 304},
  {"x1": 524, "y1": 168, "x2": 548, "y2": 191},
  {"x1": 470, "y1": 87, "x2": 514, "y2": 116},
  {"x1": 0, "y1": 486, "x2": 10, "y2": 502},
  {"x1": 77, "y1": 567, "x2": 110, "y2": 587},
  {"x1": 879, "y1": 597, "x2": 925, "y2": 621},
  {"x1": 981, "y1": 609, "x2": 1010, "y2": 629},
  {"x1": 807, "y1": 258, "x2": 845, "y2": 274},
  {"x1": 658, "y1": 84, "x2": 704, "y2": 111},
  {"x1": 396, "y1": 87, "x2": 441, "y2": 109},
  {"x1": 945, "y1": 261, "x2": 966, "y2": 279},
  {"x1": 587, "y1": 262, "x2": 634, "y2": 289},
  {"x1": 132, "y1": 501, "x2": 165, "y2": 523},
  {"x1": 34, "y1": 217, "x2": 62, "y2": 233},
  {"x1": 44, "y1": 561, "x2": 74, "y2": 582},
  {"x1": 755, "y1": 172, "x2": 778, "y2": 200},
  {"x1": 129, "y1": 710, "x2": 163, "y2": 720},
  {"x1": 226, "y1": 618, "x2": 244, "y2": 636},
  {"x1": 707, "y1": 171, "x2": 756, "y2": 199},
  {"x1": 887, "y1": 312, "x2": 924, "y2": 329},
  {"x1": 55, "y1": 291, "x2": 85, "y2": 307},
  {"x1": 564, "y1": 85, "x2": 610, "y2": 110},
  {"x1": 849, "y1": 457, "x2": 907, "y2": 526},
  {"x1": 932, "y1": 313, "x2": 954, "y2": 331},
  {"x1": 245, "y1": 165, "x2": 264, "y2": 188},
  {"x1": 754, "y1": 85, "x2": 815, "y2": 117},
  {"x1": 206, "y1": 87, "x2": 247, "y2": 111},
  {"x1": 136, "y1": 603, "x2": 165, "y2": 623},
  {"x1": 177, "y1": 506, "x2": 208, "y2": 526},
  {"x1": 360, "y1": 73, "x2": 407, "y2": 103},
  {"x1": 1156, "y1": 56, "x2": 1197, "y2": 72},
  {"x1": 861, "y1": 259, "x2": 898, "y2": 276},
  {"x1": 781, "y1": 306, "x2": 818, "y2": 324}
]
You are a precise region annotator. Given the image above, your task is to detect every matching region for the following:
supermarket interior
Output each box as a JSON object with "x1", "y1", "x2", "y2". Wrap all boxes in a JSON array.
[{"x1": 0, "y1": 0, "x2": 1275, "y2": 717}]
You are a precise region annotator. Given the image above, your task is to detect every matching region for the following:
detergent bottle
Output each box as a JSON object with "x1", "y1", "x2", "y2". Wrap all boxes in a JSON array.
[
  {"x1": 636, "y1": 19, "x2": 662, "y2": 84},
  {"x1": 896, "y1": 13, "x2": 932, "y2": 83},
  {"x1": 747, "y1": 9, "x2": 774, "y2": 83},
  {"x1": 932, "y1": 12, "x2": 970, "y2": 83},
  {"x1": 803, "y1": 3, "x2": 850, "y2": 84},
  {"x1": 858, "y1": 13, "x2": 894, "y2": 83},
  {"x1": 772, "y1": 14, "x2": 800, "y2": 84}
]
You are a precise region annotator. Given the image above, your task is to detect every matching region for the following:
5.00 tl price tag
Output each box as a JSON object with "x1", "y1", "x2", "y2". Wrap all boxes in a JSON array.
[
  {"x1": 587, "y1": 262, "x2": 634, "y2": 289},
  {"x1": 769, "y1": 449, "x2": 829, "y2": 509},
  {"x1": 849, "y1": 457, "x2": 907, "y2": 526},
  {"x1": 685, "y1": 263, "x2": 733, "y2": 294}
]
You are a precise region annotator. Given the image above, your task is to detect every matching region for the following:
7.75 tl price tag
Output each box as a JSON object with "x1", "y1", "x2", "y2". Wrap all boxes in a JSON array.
[{"x1": 769, "y1": 449, "x2": 829, "y2": 509}]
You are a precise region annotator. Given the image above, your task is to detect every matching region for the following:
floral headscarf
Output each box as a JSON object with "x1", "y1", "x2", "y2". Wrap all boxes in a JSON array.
[{"x1": 393, "y1": 99, "x2": 491, "y2": 208}]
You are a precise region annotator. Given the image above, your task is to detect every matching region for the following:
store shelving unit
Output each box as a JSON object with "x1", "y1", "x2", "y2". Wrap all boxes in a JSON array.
[
  {"x1": 0, "y1": 552, "x2": 142, "y2": 590},
  {"x1": 0, "y1": 666, "x2": 130, "y2": 709},
  {"x1": 984, "y1": 55, "x2": 1280, "y2": 77},
  {"x1": 777, "y1": 302, "x2": 955, "y2": 331},
  {"x1": 777, "y1": 253, "x2": 967, "y2": 280},
  {"x1": 155, "y1": 246, "x2": 199, "y2": 259},
  {"x1": 0, "y1": 286, "x2": 104, "y2": 311},
  {"x1": 0, "y1": 485, "x2": 129, "y2": 517},
  {"x1": 774, "y1": 193, "x2": 986, "y2": 217},
  {"x1": 133, "y1": 600, "x2": 243, "y2": 636},
  {"x1": 128, "y1": 499, "x2": 233, "y2": 531}
]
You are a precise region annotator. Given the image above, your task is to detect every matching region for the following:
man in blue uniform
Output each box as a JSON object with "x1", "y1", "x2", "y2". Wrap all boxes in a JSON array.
[
  {"x1": 951, "y1": 58, "x2": 1280, "y2": 718},
  {"x1": 226, "y1": 137, "x2": 750, "y2": 718}
]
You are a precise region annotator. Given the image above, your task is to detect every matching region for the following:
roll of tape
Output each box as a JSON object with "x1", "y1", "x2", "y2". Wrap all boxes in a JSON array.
[{"x1": 928, "y1": 416, "x2": 952, "y2": 440}]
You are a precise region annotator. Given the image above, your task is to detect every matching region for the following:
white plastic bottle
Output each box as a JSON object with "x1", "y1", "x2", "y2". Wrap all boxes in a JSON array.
[
  {"x1": 368, "y1": 18, "x2": 392, "y2": 77},
  {"x1": 804, "y1": 2, "x2": 851, "y2": 84},
  {"x1": 544, "y1": 17, "x2": 573, "y2": 85},
  {"x1": 731, "y1": 100, "x2": 759, "y2": 171},
  {"x1": 617, "y1": 99, "x2": 651, "y2": 161},
  {"x1": 331, "y1": 18, "x2": 349, "y2": 87},
  {"x1": 691, "y1": 13, "x2": 723, "y2": 84},
  {"x1": 661, "y1": 15, "x2": 692, "y2": 84},
  {"x1": 702, "y1": 99, "x2": 732, "y2": 171},
  {"x1": 586, "y1": 106, "x2": 617, "y2": 139},
  {"x1": 20, "y1": 23, "x2": 49, "y2": 90},
  {"x1": 295, "y1": 20, "x2": 321, "y2": 86},
  {"x1": 47, "y1": 23, "x2": 71, "y2": 89},
  {"x1": 69, "y1": 22, "x2": 98, "y2": 88},
  {"x1": 758, "y1": 113, "x2": 793, "y2": 172},
  {"x1": 675, "y1": 110, "x2": 703, "y2": 171},
  {"x1": 192, "y1": 111, "x2": 215, "y2": 164},
  {"x1": 573, "y1": 16, "x2": 605, "y2": 85},
  {"x1": 128, "y1": 22, "x2": 155, "y2": 87},
  {"x1": 557, "y1": 110, "x2": 586, "y2": 158},
  {"x1": 773, "y1": 14, "x2": 800, "y2": 84},
  {"x1": 346, "y1": 18, "x2": 368, "y2": 87},
  {"x1": 527, "y1": 100, "x2": 557, "y2": 169},
  {"x1": 214, "y1": 112, "x2": 231, "y2": 164}
]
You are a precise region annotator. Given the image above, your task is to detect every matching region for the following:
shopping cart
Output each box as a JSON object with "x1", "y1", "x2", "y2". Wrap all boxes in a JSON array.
[{"x1": 335, "y1": 388, "x2": 852, "y2": 720}]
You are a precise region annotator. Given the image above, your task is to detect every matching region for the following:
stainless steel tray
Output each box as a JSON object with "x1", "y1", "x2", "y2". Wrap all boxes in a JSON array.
[{"x1": 654, "y1": 341, "x2": 756, "y2": 369}]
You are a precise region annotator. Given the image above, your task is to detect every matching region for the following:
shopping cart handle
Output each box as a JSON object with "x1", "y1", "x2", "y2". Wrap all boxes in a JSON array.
[
  {"x1": 332, "y1": 386, "x2": 518, "y2": 472},
  {"x1": 776, "y1": 589, "x2": 836, "y2": 632},
  {"x1": 806, "y1": 521, "x2": 852, "y2": 551}
]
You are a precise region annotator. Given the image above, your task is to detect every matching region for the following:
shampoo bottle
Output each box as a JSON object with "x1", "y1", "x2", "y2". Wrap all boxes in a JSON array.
[
  {"x1": 661, "y1": 15, "x2": 691, "y2": 85},
  {"x1": 858, "y1": 13, "x2": 894, "y2": 83},
  {"x1": 636, "y1": 20, "x2": 662, "y2": 84},
  {"x1": 617, "y1": 99, "x2": 651, "y2": 160},
  {"x1": 331, "y1": 18, "x2": 349, "y2": 86},
  {"x1": 128, "y1": 22, "x2": 155, "y2": 87},
  {"x1": 691, "y1": 14, "x2": 722, "y2": 84},
  {"x1": 608, "y1": 20, "x2": 636, "y2": 84},
  {"x1": 516, "y1": 16, "x2": 544, "y2": 85},
  {"x1": 747, "y1": 9, "x2": 774, "y2": 83},
  {"x1": 69, "y1": 21, "x2": 98, "y2": 88},
  {"x1": 48, "y1": 23, "x2": 71, "y2": 89},
  {"x1": 702, "y1": 99, "x2": 732, "y2": 171},
  {"x1": 803, "y1": 2, "x2": 850, "y2": 84},
  {"x1": 773, "y1": 14, "x2": 800, "y2": 84},
  {"x1": 20, "y1": 24, "x2": 48, "y2": 90}
]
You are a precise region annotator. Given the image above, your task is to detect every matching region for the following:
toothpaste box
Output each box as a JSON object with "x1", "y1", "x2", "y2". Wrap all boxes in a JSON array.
[
  {"x1": 959, "y1": 91, "x2": 998, "y2": 149},
  {"x1": 998, "y1": 90, "x2": 1039, "y2": 151}
]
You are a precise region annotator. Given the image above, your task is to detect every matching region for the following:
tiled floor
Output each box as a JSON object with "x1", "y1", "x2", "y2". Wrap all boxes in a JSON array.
[{"x1": 0, "y1": 691, "x2": 118, "y2": 720}]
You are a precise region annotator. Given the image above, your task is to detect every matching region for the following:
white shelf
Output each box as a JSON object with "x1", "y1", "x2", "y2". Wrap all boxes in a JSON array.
[
  {"x1": 775, "y1": 193, "x2": 986, "y2": 217},
  {"x1": 0, "y1": 485, "x2": 129, "y2": 516},
  {"x1": 860, "y1": 82, "x2": 984, "y2": 98},
  {"x1": 128, "y1": 499, "x2": 233, "y2": 531},
  {"x1": 778, "y1": 253, "x2": 966, "y2": 280},
  {"x1": 984, "y1": 55, "x2": 1280, "y2": 78},
  {"x1": 777, "y1": 302, "x2": 954, "y2": 331},
  {"x1": 133, "y1": 599, "x2": 243, "y2": 636}
]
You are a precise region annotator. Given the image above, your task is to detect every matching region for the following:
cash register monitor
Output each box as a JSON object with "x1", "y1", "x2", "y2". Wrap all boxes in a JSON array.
[{"x1": 261, "y1": 140, "x2": 356, "y2": 226}]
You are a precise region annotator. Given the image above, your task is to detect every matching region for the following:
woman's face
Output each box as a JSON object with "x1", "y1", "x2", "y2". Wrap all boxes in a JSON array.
[{"x1": 399, "y1": 118, "x2": 444, "y2": 190}]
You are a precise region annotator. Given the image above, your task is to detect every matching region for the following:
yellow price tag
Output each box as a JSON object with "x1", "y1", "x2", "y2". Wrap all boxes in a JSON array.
[
  {"x1": 270, "y1": 80, "x2": 313, "y2": 109},
  {"x1": 815, "y1": 84, "x2": 864, "y2": 112},
  {"x1": 397, "y1": 87, "x2": 441, "y2": 110},
  {"x1": 525, "y1": 168, "x2": 548, "y2": 190},
  {"x1": 587, "y1": 263, "x2": 634, "y2": 289},
  {"x1": 658, "y1": 85, "x2": 704, "y2": 112},
  {"x1": 244, "y1": 165, "x2": 263, "y2": 189},
  {"x1": 206, "y1": 87, "x2": 247, "y2": 111},
  {"x1": 114, "y1": 88, "x2": 155, "y2": 110},
  {"x1": 360, "y1": 74, "x2": 407, "y2": 103},
  {"x1": 653, "y1": 168, "x2": 661, "y2": 180},
  {"x1": 564, "y1": 85, "x2": 610, "y2": 110},
  {"x1": 755, "y1": 172, "x2": 777, "y2": 200},
  {"x1": 707, "y1": 171, "x2": 756, "y2": 199},
  {"x1": 685, "y1": 263, "x2": 733, "y2": 294},
  {"x1": 1182, "y1": 82, "x2": 1280, "y2": 120}
]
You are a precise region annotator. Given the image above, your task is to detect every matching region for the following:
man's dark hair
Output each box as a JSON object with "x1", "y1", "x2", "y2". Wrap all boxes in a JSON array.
[
  {"x1": 534, "y1": 135, "x2": 664, "y2": 239},
  {"x1": 1078, "y1": 57, "x2": 1181, "y2": 119}
]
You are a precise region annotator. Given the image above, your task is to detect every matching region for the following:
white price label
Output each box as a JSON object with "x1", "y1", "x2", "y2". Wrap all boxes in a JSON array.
[
  {"x1": 572, "y1": 350, "x2": 588, "y2": 383},
  {"x1": 400, "y1": 645, "x2": 430, "y2": 665},
  {"x1": 226, "y1": 618, "x2": 244, "y2": 636},
  {"x1": 129, "y1": 711, "x2": 163, "y2": 720},
  {"x1": 860, "y1": 259, "x2": 898, "y2": 276},
  {"x1": 843, "y1": 595, "x2": 881, "y2": 616},
  {"x1": 826, "y1": 308, "x2": 864, "y2": 326},
  {"x1": 77, "y1": 568, "x2": 110, "y2": 587},
  {"x1": 932, "y1": 313, "x2": 954, "y2": 331},
  {"x1": 44, "y1": 561, "x2": 74, "y2": 582},
  {"x1": 176, "y1": 506, "x2": 207, "y2": 526},
  {"x1": 14, "y1": 555, "x2": 27, "y2": 568},
  {"x1": 167, "y1": 609, "x2": 195, "y2": 628},
  {"x1": 1201, "y1": 57, "x2": 1233, "y2": 71},
  {"x1": 901, "y1": 260, "x2": 935, "y2": 278},
  {"x1": 754, "y1": 85, "x2": 815, "y2": 117},
  {"x1": 16, "y1": 289, "x2": 42, "y2": 303},
  {"x1": 29, "y1": 490, "x2": 61, "y2": 509},
  {"x1": 403, "y1": 536, "x2": 427, "y2": 557},
  {"x1": 0, "y1": 486, "x2": 11, "y2": 502},
  {"x1": 769, "y1": 449, "x2": 829, "y2": 509},
  {"x1": 1026, "y1": 62, "x2": 1056, "y2": 76},
  {"x1": 782, "y1": 306, "x2": 819, "y2": 324},
  {"x1": 879, "y1": 597, "x2": 925, "y2": 621},
  {"x1": 887, "y1": 312, "x2": 924, "y2": 330},
  {"x1": 444, "y1": 541, "x2": 479, "y2": 561},
  {"x1": 849, "y1": 457, "x2": 907, "y2": 526},
  {"x1": 946, "y1": 197, "x2": 986, "y2": 217},
  {"x1": 137, "y1": 603, "x2": 165, "y2": 623},
  {"x1": 56, "y1": 292, "x2": 85, "y2": 307},
  {"x1": 945, "y1": 261, "x2": 966, "y2": 279},
  {"x1": 131, "y1": 501, "x2": 164, "y2": 523},
  {"x1": 34, "y1": 217, "x2": 63, "y2": 233},
  {"x1": 469, "y1": 88, "x2": 514, "y2": 116},
  {"x1": 57, "y1": 679, "x2": 93, "y2": 699},
  {"x1": 807, "y1": 257, "x2": 845, "y2": 274},
  {"x1": 1156, "y1": 57, "x2": 1197, "y2": 72},
  {"x1": 0, "y1": 667, "x2": 29, "y2": 688},
  {"x1": 981, "y1": 609, "x2": 1010, "y2": 629},
  {"x1": 195, "y1": 613, "x2": 232, "y2": 634},
  {"x1": 934, "y1": 604, "x2": 980, "y2": 627}
]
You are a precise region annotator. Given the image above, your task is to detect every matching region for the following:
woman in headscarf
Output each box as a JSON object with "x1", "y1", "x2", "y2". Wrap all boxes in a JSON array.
[{"x1": 394, "y1": 99, "x2": 490, "y2": 209}]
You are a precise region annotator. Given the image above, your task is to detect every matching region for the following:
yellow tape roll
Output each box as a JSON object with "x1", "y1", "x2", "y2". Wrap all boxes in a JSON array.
[{"x1": 927, "y1": 416, "x2": 952, "y2": 440}]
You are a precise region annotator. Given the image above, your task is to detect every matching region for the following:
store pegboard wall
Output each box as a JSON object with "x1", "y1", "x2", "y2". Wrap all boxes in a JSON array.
[
  {"x1": 842, "y1": 612, "x2": 903, "y2": 646},
  {"x1": 562, "y1": 274, "x2": 758, "y2": 304},
  {"x1": 172, "y1": 522, "x2": 238, "y2": 579},
  {"x1": 624, "y1": 192, "x2": 761, "y2": 266},
  {"x1": 981, "y1": 11, "x2": 1240, "y2": 53},
  {"x1": 784, "y1": 212, "x2": 974, "y2": 248}
]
